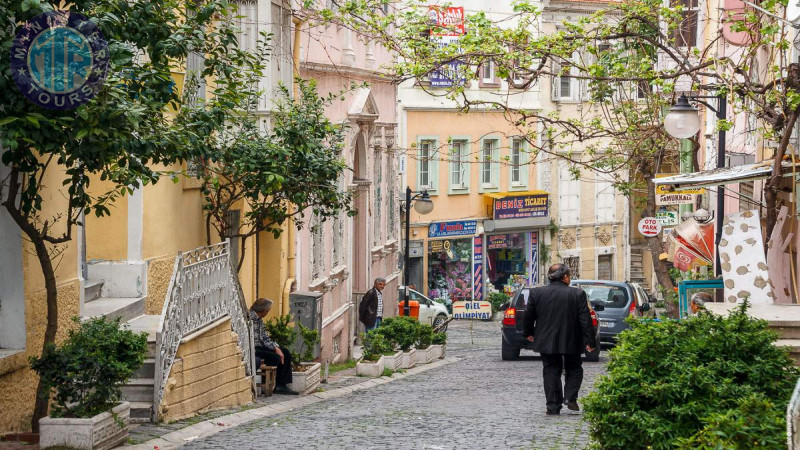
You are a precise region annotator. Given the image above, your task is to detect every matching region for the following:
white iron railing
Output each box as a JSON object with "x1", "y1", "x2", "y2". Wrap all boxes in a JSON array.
[
  {"x1": 154, "y1": 240, "x2": 254, "y2": 420},
  {"x1": 788, "y1": 376, "x2": 800, "y2": 449}
]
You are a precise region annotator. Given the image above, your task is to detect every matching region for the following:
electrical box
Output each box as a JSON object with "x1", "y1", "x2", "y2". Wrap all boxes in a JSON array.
[{"x1": 289, "y1": 291, "x2": 323, "y2": 360}]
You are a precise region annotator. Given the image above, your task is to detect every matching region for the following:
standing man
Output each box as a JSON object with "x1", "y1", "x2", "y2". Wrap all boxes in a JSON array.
[
  {"x1": 359, "y1": 277, "x2": 386, "y2": 331},
  {"x1": 523, "y1": 263, "x2": 595, "y2": 415}
]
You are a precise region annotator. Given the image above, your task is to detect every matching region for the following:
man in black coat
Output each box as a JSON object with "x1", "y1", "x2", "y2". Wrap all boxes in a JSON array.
[
  {"x1": 523, "y1": 263, "x2": 595, "y2": 415},
  {"x1": 359, "y1": 277, "x2": 386, "y2": 331}
]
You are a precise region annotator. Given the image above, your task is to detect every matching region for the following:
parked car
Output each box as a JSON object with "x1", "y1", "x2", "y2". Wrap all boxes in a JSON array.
[
  {"x1": 398, "y1": 286, "x2": 451, "y2": 331},
  {"x1": 570, "y1": 280, "x2": 654, "y2": 344},
  {"x1": 500, "y1": 286, "x2": 602, "y2": 361}
]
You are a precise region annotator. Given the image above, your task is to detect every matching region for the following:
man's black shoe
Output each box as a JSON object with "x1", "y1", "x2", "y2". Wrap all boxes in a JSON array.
[
  {"x1": 545, "y1": 410, "x2": 560, "y2": 416},
  {"x1": 274, "y1": 385, "x2": 299, "y2": 395},
  {"x1": 564, "y1": 400, "x2": 580, "y2": 411}
]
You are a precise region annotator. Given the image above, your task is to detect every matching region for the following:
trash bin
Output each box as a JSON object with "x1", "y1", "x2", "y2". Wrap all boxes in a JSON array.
[{"x1": 397, "y1": 300, "x2": 420, "y2": 318}]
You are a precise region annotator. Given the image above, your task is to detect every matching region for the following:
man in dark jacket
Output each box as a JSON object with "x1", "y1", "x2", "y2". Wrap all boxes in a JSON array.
[
  {"x1": 359, "y1": 277, "x2": 386, "y2": 331},
  {"x1": 523, "y1": 263, "x2": 595, "y2": 415}
]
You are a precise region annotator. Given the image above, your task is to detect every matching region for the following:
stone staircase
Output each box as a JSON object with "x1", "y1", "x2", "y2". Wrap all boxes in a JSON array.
[
  {"x1": 630, "y1": 247, "x2": 649, "y2": 291},
  {"x1": 706, "y1": 303, "x2": 800, "y2": 364}
]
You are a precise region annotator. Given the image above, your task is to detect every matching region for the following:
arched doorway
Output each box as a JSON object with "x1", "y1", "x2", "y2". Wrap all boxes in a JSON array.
[{"x1": 351, "y1": 130, "x2": 370, "y2": 293}]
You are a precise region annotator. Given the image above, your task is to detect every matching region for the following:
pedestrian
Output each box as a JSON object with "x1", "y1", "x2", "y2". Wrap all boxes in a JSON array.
[
  {"x1": 690, "y1": 291, "x2": 713, "y2": 316},
  {"x1": 523, "y1": 263, "x2": 596, "y2": 415},
  {"x1": 360, "y1": 277, "x2": 387, "y2": 331},
  {"x1": 249, "y1": 298, "x2": 299, "y2": 395}
]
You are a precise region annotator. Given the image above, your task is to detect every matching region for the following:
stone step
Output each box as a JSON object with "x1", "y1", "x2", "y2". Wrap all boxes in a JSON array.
[
  {"x1": 121, "y1": 378, "x2": 154, "y2": 403},
  {"x1": 82, "y1": 297, "x2": 145, "y2": 323},
  {"x1": 126, "y1": 315, "x2": 160, "y2": 358},
  {"x1": 84, "y1": 280, "x2": 104, "y2": 303},
  {"x1": 770, "y1": 326, "x2": 800, "y2": 340},
  {"x1": 133, "y1": 358, "x2": 156, "y2": 379},
  {"x1": 129, "y1": 402, "x2": 153, "y2": 423},
  {"x1": 775, "y1": 339, "x2": 800, "y2": 365}
]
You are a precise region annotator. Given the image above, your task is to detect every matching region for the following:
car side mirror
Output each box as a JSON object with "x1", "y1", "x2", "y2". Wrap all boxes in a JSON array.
[
  {"x1": 592, "y1": 303, "x2": 605, "y2": 312},
  {"x1": 640, "y1": 303, "x2": 651, "y2": 312},
  {"x1": 498, "y1": 302, "x2": 510, "y2": 311}
]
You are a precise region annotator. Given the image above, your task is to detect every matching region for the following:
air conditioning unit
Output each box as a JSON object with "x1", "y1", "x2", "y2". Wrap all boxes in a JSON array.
[{"x1": 289, "y1": 291, "x2": 323, "y2": 360}]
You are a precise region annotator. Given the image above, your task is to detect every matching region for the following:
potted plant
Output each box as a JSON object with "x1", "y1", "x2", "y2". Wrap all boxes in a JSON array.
[
  {"x1": 380, "y1": 316, "x2": 419, "y2": 369},
  {"x1": 30, "y1": 316, "x2": 147, "y2": 450},
  {"x1": 288, "y1": 323, "x2": 321, "y2": 395},
  {"x1": 356, "y1": 330, "x2": 394, "y2": 377},
  {"x1": 414, "y1": 324, "x2": 437, "y2": 364},
  {"x1": 430, "y1": 330, "x2": 447, "y2": 359}
]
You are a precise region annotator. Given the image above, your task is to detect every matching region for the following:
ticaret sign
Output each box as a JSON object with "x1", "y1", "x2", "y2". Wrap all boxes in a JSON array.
[{"x1": 493, "y1": 193, "x2": 549, "y2": 220}]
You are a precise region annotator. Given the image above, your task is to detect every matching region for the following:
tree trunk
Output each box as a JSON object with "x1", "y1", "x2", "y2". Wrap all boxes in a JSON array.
[
  {"x1": 644, "y1": 172, "x2": 677, "y2": 317},
  {"x1": 765, "y1": 112, "x2": 798, "y2": 242}
]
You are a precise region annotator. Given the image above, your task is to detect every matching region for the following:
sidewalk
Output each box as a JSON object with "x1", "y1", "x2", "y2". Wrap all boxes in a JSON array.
[{"x1": 126, "y1": 355, "x2": 458, "y2": 449}]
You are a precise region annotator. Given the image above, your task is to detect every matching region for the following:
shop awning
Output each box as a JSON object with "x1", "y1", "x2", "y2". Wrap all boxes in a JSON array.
[{"x1": 653, "y1": 160, "x2": 800, "y2": 188}]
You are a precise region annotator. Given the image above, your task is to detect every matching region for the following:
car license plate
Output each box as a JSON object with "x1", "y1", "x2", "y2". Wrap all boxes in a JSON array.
[{"x1": 600, "y1": 320, "x2": 613, "y2": 329}]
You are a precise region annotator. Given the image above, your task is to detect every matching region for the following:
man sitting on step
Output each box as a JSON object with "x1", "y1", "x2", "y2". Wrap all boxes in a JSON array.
[{"x1": 250, "y1": 298, "x2": 299, "y2": 395}]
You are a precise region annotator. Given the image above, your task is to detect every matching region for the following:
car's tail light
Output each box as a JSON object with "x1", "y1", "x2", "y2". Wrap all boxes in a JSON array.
[
  {"x1": 629, "y1": 301, "x2": 636, "y2": 316},
  {"x1": 590, "y1": 310, "x2": 598, "y2": 327},
  {"x1": 502, "y1": 307, "x2": 516, "y2": 326}
]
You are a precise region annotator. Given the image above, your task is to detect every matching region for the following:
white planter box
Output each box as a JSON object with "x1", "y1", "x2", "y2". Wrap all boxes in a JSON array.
[
  {"x1": 39, "y1": 402, "x2": 130, "y2": 450},
  {"x1": 429, "y1": 344, "x2": 445, "y2": 359},
  {"x1": 414, "y1": 346, "x2": 437, "y2": 365},
  {"x1": 288, "y1": 362, "x2": 321, "y2": 395},
  {"x1": 383, "y1": 351, "x2": 404, "y2": 372},
  {"x1": 401, "y1": 349, "x2": 417, "y2": 369},
  {"x1": 356, "y1": 355, "x2": 385, "y2": 377}
]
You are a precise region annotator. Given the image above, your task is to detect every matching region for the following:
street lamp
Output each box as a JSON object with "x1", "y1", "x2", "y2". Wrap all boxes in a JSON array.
[
  {"x1": 401, "y1": 187, "x2": 433, "y2": 317},
  {"x1": 664, "y1": 93, "x2": 727, "y2": 275}
]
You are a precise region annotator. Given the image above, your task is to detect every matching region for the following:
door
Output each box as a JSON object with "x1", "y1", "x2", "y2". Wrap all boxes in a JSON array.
[{"x1": 598, "y1": 254, "x2": 613, "y2": 280}]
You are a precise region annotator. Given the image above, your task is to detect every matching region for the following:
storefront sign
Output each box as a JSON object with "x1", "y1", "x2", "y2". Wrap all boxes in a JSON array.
[
  {"x1": 487, "y1": 234, "x2": 509, "y2": 249},
  {"x1": 655, "y1": 174, "x2": 706, "y2": 195},
  {"x1": 428, "y1": 220, "x2": 477, "y2": 238},
  {"x1": 656, "y1": 193, "x2": 696, "y2": 205},
  {"x1": 493, "y1": 194, "x2": 549, "y2": 220},
  {"x1": 473, "y1": 236, "x2": 483, "y2": 301},
  {"x1": 637, "y1": 217, "x2": 662, "y2": 237},
  {"x1": 656, "y1": 210, "x2": 679, "y2": 226},
  {"x1": 452, "y1": 300, "x2": 492, "y2": 319},
  {"x1": 529, "y1": 231, "x2": 539, "y2": 285}
]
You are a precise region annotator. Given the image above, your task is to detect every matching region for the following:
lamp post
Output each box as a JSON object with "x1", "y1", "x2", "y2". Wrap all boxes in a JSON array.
[
  {"x1": 664, "y1": 93, "x2": 727, "y2": 275},
  {"x1": 402, "y1": 187, "x2": 433, "y2": 316}
]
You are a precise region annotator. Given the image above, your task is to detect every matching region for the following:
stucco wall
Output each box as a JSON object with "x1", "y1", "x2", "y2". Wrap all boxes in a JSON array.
[
  {"x1": 85, "y1": 177, "x2": 128, "y2": 261},
  {"x1": 158, "y1": 318, "x2": 253, "y2": 422},
  {"x1": 146, "y1": 255, "x2": 176, "y2": 315},
  {"x1": 0, "y1": 280, "x2": 81, "y2": 433}
]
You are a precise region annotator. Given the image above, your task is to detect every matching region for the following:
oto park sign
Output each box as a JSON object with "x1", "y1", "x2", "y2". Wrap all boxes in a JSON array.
[{"x1": 638, "y1": 217, "x2": 662, "y2": 237}]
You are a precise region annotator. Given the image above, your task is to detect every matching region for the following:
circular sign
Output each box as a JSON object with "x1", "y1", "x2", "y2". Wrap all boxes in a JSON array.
[
  {"x1": 637, "y1": 217, "x2": 662, "y2": 237},
  {"x1": 11, "y1": 10, "x2": 109, "y2": 110}
]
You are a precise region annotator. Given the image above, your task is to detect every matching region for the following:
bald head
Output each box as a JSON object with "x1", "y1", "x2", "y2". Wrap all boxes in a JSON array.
[{"x1": 547, "y1": 263, "x2": 571, "y2": 282}]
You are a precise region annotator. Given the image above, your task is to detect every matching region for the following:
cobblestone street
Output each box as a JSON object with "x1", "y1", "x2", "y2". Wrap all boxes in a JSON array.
[{"x1": 182, "y1": 318, "x2": 608, "y2": 450}]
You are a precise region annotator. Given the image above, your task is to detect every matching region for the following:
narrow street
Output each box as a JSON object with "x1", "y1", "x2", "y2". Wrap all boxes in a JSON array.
[{"x1": 183, "y1": 318, "x2": 608, "y2": 450}]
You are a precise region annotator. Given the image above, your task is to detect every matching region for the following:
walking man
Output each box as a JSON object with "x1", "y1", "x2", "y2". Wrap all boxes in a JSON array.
[
  {"x1": 359, "y1": 277, "x2": 386, "y2": 331},
  {"x1": 523, "y1": 263, "x2": 595, "y2": 415}
]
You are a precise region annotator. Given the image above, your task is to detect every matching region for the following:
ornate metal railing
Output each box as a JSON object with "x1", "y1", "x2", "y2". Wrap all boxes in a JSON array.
[{"x1": 154, "y1": 240, "x2": 254, "y2": 419}]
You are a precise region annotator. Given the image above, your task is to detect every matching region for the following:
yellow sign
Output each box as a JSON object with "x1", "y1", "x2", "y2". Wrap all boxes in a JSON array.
[{"x1": 655, "y1": 174, "x2": 706, "y2": 195}]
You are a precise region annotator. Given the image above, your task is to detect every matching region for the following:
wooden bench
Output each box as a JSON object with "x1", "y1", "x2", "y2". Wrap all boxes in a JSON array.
[{"x1": 257, "y1": 363, "x2": 277, "y2": 397}]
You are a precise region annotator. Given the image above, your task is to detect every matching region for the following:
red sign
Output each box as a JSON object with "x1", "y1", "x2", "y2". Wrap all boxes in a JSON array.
[{"x1": 428, "y1": 6, "x2": 465, "y2": 36}]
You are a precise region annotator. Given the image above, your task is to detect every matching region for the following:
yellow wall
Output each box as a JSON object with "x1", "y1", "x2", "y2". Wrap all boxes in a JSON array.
[
  {"x1": 85, "y1": 176, "x2": 128, "y2": 261},
  {"x1": 158, "y1": 318, "x2": 253, "y2": 422}
]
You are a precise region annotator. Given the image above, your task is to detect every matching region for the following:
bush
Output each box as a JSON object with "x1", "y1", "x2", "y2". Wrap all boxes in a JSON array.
[
  {"x1": 486, "y1": 291, "x2": 510, "y2": 313},
  {"x1": 29, "y1": 316, "x2": 148, "y2": 418},
  {"x1": 583, "y1": 303, "x2": 798, "y2": 449},
  {"x1": 264, "y1": 314, "x2": 296, "y2": 349},
  {"x1": 416, "y1": 324, "x2": 435, "y2": 349},
  {"x1": 361, "y1": 329, "x2": 394, "y2": 361},
  {"x1": 432, "y1": 331, "x2": 447, "y2": 346},
  {"x1": 379, "y1": 316, "x2": 420, "y2": 351},
  {"x1": 297, "y1": 323, "x2": 320, "y2": 362}
]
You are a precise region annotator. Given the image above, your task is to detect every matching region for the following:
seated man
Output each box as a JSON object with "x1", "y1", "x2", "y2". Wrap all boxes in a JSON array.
[
  {"x1": 249, "y1": 298, "x2": 298, "y2": 395},
  {"x1": 690, "y1": 292, "x2": 713, "y2": 316}
]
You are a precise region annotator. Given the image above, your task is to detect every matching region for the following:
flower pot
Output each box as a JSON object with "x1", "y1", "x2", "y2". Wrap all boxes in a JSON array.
[
  {"x1": 401, "y1": 349, "x2": 417, "y2": 369},
  {"x1": 39, "y1": 402, "x2": 130, "y2": 450},
  {"x1": 288, "y1": 362, "x2": 321, "y2": 395},
  {"x1": 429, "y1": 344, "x2": 445, "y2": 359},
  {"x1": 414, "y1": 346, "x2": 437, "y2": 365},
  {"x1": 356, "y1": 355, "x2": 385, "y2": 377},
  {"x1": 383, "y1": 351, "x2": 404, "y2": 372}
]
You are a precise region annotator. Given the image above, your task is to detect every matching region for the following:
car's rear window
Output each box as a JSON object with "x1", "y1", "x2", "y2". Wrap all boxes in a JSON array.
[
  {"x1": 514, "y1": 289, "x2": 530, "y2": 308},
  {"x1": 578, "y1": 284, "x2": 629, "y2": 308}
]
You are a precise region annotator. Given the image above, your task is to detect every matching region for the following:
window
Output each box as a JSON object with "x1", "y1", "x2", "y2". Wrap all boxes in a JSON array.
[
  {"x1": 598, "y1": 255, "x2": 613, "y2": 280},
  {"x1": 374, "y1": 152, "x2": 382, "y2": 245},
  {"x1": 312, "y1": 215, "x2": 324, "y2": 279},
  {"x1": 479, "y1": 60, "x2": 499, "y2": 87},
  {"x1": 511, "y1": 138, "x2": 523, "y2": 185},
  {"x1": 564, "y1": 256, "x2": 581, "y2": 279},
  {"x1": 673, "y1": 0, "x2": 699, "y2": 48},
  {"x1": 449, "y1": 139, "x2": 469, "y2": 190},
  {"x1": 552, "y1": 54, "x2": 580, "y2": 101},
  {"x1": 636, "y1": 80, "x2": 650, "y2": 100},
  {"x1": 418, "y1": 139, "x2": 436, "y2": 191},
  {"x1": 224, "y1": 209, "x2": 241, "y2": 269},
  {"x1": 480, "y1": 138, "x2": 499, "y2": 190},
  {"x1": 558, "y1": 161, "x2": 580, "y2": 224},
  {"x1": 387, "y1": 153, "x2": 397, "y2": 241},
  {"x1": 596, "y1": 176, "x2": 615, "y2": 222},
  {"x1": 234, "y1": 0, "x2": 258, "y2": 52}
]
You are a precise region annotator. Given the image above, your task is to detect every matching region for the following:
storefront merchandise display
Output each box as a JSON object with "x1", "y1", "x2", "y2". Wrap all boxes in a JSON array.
[{"x1": 428, "y1": 238, "x2": 473, "y2": 302}]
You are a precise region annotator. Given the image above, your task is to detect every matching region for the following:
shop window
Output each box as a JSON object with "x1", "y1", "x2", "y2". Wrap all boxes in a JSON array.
[
  {"x1": 558, "y1": 161, "x2": 580, "y2": 225},
  {"x1": 479, "y1": 138, "x2": 499, "y2": 191},
  {"x1": 449, "y1": 139, "x2": 470, "y2": 192},
  {"x1": 428, "y1": 238, "x2": 473, "y2": 302},
  {"x1": 486, "y1": 233, "x2": 532, "y2": 295},
  {"x1": 564, "y1": 256, "x2": 581, "y2": 279}
]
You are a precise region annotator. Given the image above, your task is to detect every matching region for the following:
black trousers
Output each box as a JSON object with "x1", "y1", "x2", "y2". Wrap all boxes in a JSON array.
[
  {"x1": 541, "y1": 353, "x2": 583, "y2": 413},
  {"x1": 255, "y1": 345, "x2": 293, "y2": 387}
]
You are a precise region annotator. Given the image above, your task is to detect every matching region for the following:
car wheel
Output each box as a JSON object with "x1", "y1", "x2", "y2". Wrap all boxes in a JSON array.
[
  {"x1": 432, "y1": 314, "x2": 448, "y2": 331},
  {"x1": 585, "y1": 345, "x2": 601, "y2": 362},
  {"x1": 501, "y1": 338, "x2": 521, "y2": 361}
]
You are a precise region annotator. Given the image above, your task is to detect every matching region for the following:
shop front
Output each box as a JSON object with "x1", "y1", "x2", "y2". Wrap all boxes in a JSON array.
[
  {"x1": 425, "y1": 220, "x2": 481, "y2": 304},
  {"x1": 483, "y1": 191, "x2": 550, "y2": 297}
]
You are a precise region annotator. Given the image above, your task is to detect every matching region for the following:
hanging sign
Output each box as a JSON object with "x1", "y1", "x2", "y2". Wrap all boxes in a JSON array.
[
  {"x1": 656, "y1": 193, "x2": 696, "y2": 205},
  {"x1": 428, "y1": 6, "x2": 466, "y2": 88},
  {"x1": 638, "y1": 217, "x2": 662, "y2": 237},
  {"x1": 452, "y1": 300, "x2": 492, "y2": 319},
  {"x1": 656, "y1": 210, "x2": 679, "y2": 226}
]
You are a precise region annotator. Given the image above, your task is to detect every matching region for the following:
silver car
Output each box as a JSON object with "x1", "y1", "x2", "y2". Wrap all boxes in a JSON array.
[
  {"x1": 570, "y1": 280, "x2": 654, "y2": 344},
  {"x1": 398, "y1": 286, "x2": 451, "y2": 331}
]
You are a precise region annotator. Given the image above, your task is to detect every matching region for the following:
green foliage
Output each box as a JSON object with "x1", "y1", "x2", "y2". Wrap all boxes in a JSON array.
[
  {"x1": 415, "y1": 324, "x2": 435, "y2": 349},
  {"x1": 378, "y1": 316, "x2": 420, "y2": 352},
  {"x1": 29, "y1": 317, "x2": 147, "y2": 418},
  {"x1": 297, "y1": 323, "x2": 320, "y2": 362},
  {"x1": 432, "y1": 331, "x2": 447, "y2": 346},
  {"x1": 361, "y1": 330, "x2": 394, "y2": 361},
  {"x1": 328, "y1": 359, "x2": 357, "y2": 373},
  {"x1": 381, "y1": 368, "x2": 394, "y2": 377},
  {"x1": 583, "y1": 304, "x2": 798, "y2": 449},
  {"x1": 486, "y1": 292, "x2": 510, "y2": 313},
  {"x1": 264, "y1": 314, "x2": 296, "y2": 349}
]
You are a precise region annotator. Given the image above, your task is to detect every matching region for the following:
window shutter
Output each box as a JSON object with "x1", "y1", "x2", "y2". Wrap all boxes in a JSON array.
[{"x1": 551, "y1": 60, "x2": 561, "y2": 100}]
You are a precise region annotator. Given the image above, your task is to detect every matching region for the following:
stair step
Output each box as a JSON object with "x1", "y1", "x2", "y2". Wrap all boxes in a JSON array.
[
  {"x1": 83, "y1": 297, "x2": 145, "y2": 323},
  {"x1": 121, "y1": 378, "x2": 155, "y2": 403},
  {"x1": 84, "y1": 280, "x2": 104, "y2": 303},
  {"x1": 126, "y1": 315, "x2": 160, "y2": 358},
  {"x1": 129, "y1": 401, "x2": 153, "y2": 423},
  {"x1": 133, "y1": 358, "x2": 156, "y2": 379}
]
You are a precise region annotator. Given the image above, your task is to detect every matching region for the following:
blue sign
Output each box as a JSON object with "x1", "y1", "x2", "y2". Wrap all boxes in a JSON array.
[
  {"x1": 473, "y1": 236, "x2": 483, "y2": 301},
  {"x1": 11, "y1": 10, "x2": 109, "y2": 110},
  {"x1": 428, "y1": 220, "x2": 477, "y2": 238}
]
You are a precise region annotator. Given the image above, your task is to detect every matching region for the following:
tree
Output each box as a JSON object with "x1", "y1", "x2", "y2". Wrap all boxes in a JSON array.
[
  {"x1": 0, "y1": 0, "x2": 246, "y2": 430},
  {"x1": 313, "y1": 0, "x2": 798, "y2": 307}
]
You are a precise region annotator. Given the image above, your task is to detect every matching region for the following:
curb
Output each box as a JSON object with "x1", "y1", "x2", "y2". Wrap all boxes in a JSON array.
[{"x1": 125, "y1": 356, "x2": 460, "y2": 449}]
